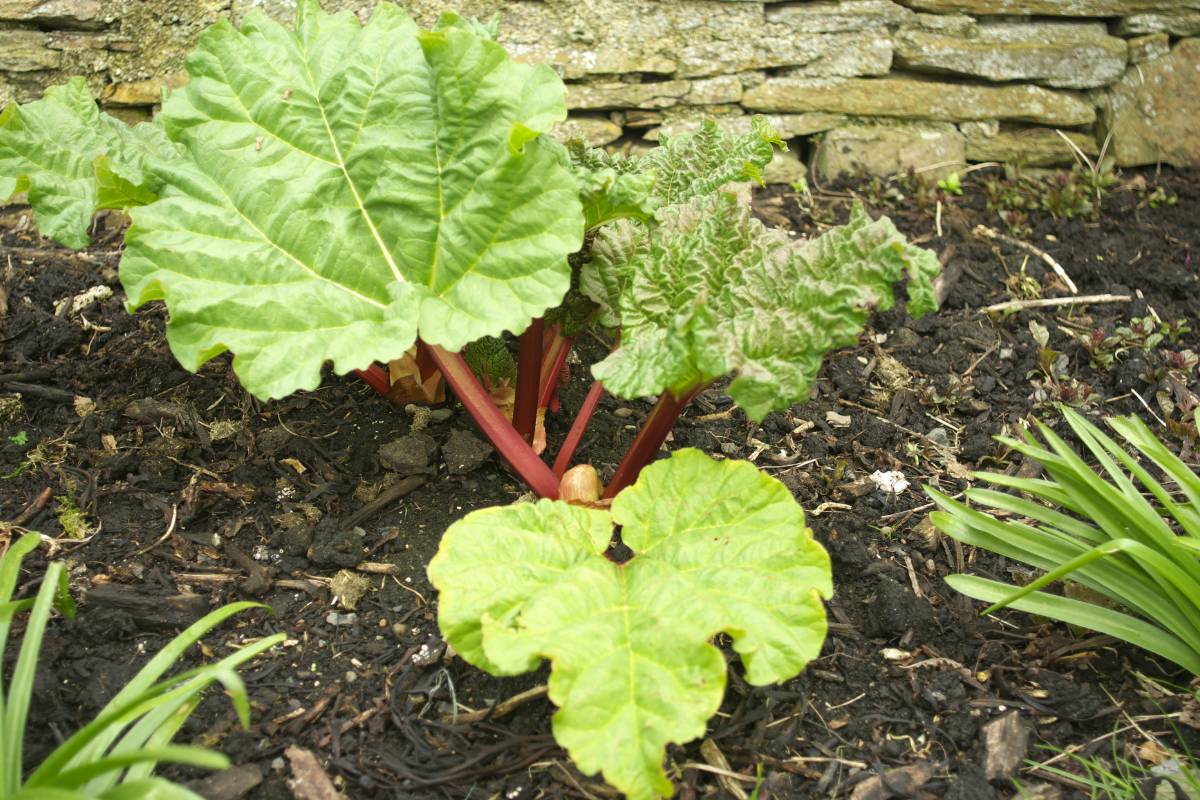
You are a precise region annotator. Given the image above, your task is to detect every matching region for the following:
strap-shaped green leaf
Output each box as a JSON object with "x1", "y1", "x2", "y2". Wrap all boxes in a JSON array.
[
  {"x1": 429, "y1": 449, "x2": 831, "y2": 800},
  {"x1": 585, "y1": 197, "x2": 939, "y2": 420},
  {"x1": 120, "y1": 1, "x2": 584, "y2": 400},
  {"x1": 0, "y1": 78, "x2": 174, "y2": 248}
]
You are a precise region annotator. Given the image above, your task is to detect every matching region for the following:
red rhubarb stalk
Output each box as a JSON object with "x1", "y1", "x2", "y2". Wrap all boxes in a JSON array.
[
  {"x1": 513, "y1": 318, "x2": 544, "y2": 444},
  {"x1": 552, "y1": 379, "x2": 606, "y2": 478},
  {"x1": 538, "y1": 329, "x2": 575, "y2": 410},
  {"x1": 424, "y1": 343, "x2": 560, "y2": 499},
  {"x1": 602, "y1": 385, "x2": 705, "y2": 500},
  {"x1": 414, "y1": 343, "x2": 438, "y2": 383},
  {"x1": 354, "y1": 364, "x2": 391, "y2": 399}
]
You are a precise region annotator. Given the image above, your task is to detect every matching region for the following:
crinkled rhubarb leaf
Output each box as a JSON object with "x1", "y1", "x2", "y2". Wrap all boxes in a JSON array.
[
  {"x1": 584, "y1": 197, "x2": 940, "y2": 420},
  {"x1": 578, "y1": 218, "x2": 646, "y2": 328},
  {"x1": 567, "y1": 141, "x2": 657, "y2": 230},
  {"x1": 641, "y1": 116, "x2": 782, "y2": 205},
  {"x1": 567, "y1": 116, "x2": 780, "y2": 231},
  {"x1": 429, "y1": 449, "x2": 832, "y2": 800},
  {"x1": 120, "y1": 0, "x2": 584, "y2": 400},
  {"x1": 0, "y1": 78, "x2": 176, "y2": 248},
  {"x1": 464, "y1": 335, "x2": 516, "y2": 390}
]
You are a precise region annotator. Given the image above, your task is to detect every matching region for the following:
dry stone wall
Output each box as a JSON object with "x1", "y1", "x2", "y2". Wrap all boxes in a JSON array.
[{"x1": 2, "y1": 0, "x2": 1199, "y2": 181}]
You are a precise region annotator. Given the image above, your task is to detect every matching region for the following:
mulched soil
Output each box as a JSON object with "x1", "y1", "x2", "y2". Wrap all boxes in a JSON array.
[{"x1": 2, "y1": 167, "x2": 1199, "y2": 800}]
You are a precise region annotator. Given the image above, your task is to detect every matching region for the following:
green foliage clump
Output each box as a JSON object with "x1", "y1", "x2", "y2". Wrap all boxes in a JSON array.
[
  {"x1": 54, "y1": 493, "x2": 92, "y2": 539},
  {"x1": 929, "y1": 407, "x2": 1200, "y2": 676},
  {"x1": 1, "y1": 533, "x2": 284, "y2": 798}
]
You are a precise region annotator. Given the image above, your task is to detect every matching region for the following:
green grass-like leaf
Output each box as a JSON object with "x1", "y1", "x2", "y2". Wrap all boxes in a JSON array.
[
  {"x1": 928, "y1": 406, "x2": 1200, "y2": 676},
  {"x1": 0, "y1": 534, "x2": 284, "y2": 797}
]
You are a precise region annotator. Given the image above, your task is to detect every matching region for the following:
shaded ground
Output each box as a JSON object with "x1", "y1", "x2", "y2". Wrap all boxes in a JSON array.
[{"x1": 2, "y1": 167, "x2": 1199, "y2": 799}]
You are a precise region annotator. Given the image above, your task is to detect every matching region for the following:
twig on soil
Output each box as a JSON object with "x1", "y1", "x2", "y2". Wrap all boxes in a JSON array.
[
  {"x1": 878, "y1": 497, "x2": 959, "y2": 521},
  {"x1": 698, "y1": 738, "x2": 750, "y2": 799},
  {"x1": 548, "y1": 761, "x2": 614, "y2": 799},
  {"x1": 788, "y1": 755, "x2": 869, "y2": 770},
  {"x1": 223, "y1": 539, "x2": 274, "y2": 593},
  {"x1": 276, "y1": 578, "x2": 327, "y2": 595},
  {"x1": 133, "y1": 503, "x2": 177, "y2": 556},
  {"x1": 85, "y1": 583, "x2": 208, "y2": 630},
  {"x1": 0, "y1": 369, "x2": 55, "y2": 383},
  {"x1": 677, "y1": 762, "x2": 758, "y2": 785},
  {"x1": 962, "y1": 338, "x2": 1000, "y2": 378},
  {"x1": 825, "y1": 692, "x2": 866, "y2": 711},
  {"x1": 3, "y1": 487, "x2": 52, "y2": 529},
  {"x1": 355, "y1": 561, "x2": 401, "y2": 575},
  {"x1": 442, "y1": 684, "x2": 549, "y2": 725},
  {"x1": 980, "y1": 293, "x2": 1131, "y2": 314},
  {"x1": 314, "y1": 701, "x2": 384, "y2": 748},
  {"x1": 973, "y1": 224, "x2": 1078, "y2": 294},
  {"x1": 340, "y1": 475, "x2": 425, "y2": 530},
  {"x1": 836, "y1": 398, "x2": 933, "y2": 445},
  {"x1": 1130, "y1": 389, "x2": 1167, "y2": 427},
  {"x1": 902, "y1": 553, "x2": 925, "y2": 599},
  {"x1": 1, "y1": 246, "x2": 120, "y2": 261},
  {"x1": 389, "y1": 575, "x2": 427, "y2": 605},
  {"x1": 3, "y1": 381, "x2": 78, "y2": 402},
  {"x1": 692, "y1": 407, "x2": 737, "y2": 423},
  {"x1": 172, "y1": 572, "x2": 239, "y2": 585}
]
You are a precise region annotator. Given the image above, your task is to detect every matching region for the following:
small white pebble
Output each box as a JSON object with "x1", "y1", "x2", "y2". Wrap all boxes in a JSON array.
[{"x1": 870, "y1": 470, "x2": 910, "y2": 495}]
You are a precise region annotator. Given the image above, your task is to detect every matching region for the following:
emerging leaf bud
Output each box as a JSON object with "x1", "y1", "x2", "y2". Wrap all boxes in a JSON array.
[{"x1": 559, "y1": 464, "x2": 603, "y2": 505}]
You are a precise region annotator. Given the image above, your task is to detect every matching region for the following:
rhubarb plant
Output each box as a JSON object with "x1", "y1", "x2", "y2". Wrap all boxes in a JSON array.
[
  {"x1": 0, "y1": 77, "x2": 175, "y2": 248},
  {"x1": 428, "y1": 448, "x2": 833, "y2": 800},
  {"x1": 0, "y1": 1, "x2": 940, "y2": 500}
]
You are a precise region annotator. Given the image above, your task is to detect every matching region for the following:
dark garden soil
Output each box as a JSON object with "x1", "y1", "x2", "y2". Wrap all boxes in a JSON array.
[{"x1": 2, "y1": 167, "x2": 1199, "y2": 800}]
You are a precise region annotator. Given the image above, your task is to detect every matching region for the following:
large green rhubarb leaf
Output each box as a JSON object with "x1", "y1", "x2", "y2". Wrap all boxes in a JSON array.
[
  {"x1": 583, "y1": 197, "x2": 940, "y2": 420},
  {"x1": 120, "y1": 2, "x2": 584, "y2": 400},
  {"x1": 0, "y1": 78, "x2": 176, "y2": 248},
  {"x1": 429, "y1": 449, "x2": 831, "y2": 800}
]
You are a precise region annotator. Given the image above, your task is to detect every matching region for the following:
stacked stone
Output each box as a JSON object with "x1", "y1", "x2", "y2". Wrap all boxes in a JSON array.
[{"x1": 2, "y1": 0, "x2": 1198, "y2": 179}]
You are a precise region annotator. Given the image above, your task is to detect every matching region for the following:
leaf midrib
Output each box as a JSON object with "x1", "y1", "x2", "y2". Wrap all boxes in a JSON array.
[{"x1": 298, "y1": 44, "x2": 406, "y2": 289}]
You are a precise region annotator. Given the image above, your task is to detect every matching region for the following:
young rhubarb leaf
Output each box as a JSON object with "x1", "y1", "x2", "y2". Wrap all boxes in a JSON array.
[
  {"x1": 0, "y1": 78, "x2": 176, "y2": 248},
  {"x1": 429, "y1": 449, "x2": 832, "y2": 800},
  {"x1": 584, "y1": 196, "x2": 940, "y2": 420},
  {"x1": 641, "y1": 116, "x2": 782, "y2": 205},
  {"x1": 567, "y1": 116, "x2": 781, "y2": 230},
  {"x1": 119, "y1": 1, "x2": 584, "y2": 400},
  {"x1": 567, "y1": 141, "x2": 657, "y2": 230}
]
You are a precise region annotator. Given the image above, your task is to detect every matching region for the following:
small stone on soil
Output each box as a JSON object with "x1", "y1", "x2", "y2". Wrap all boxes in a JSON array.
[
  {"x1": 377, "y1": 432, "x2": 438, "y2": 475},
  {"x1": 982, "y1": 710, "x2": 1029, "y2": 780},
  {"x1": 186, "y1": 763, "x2": 263, "y2": 800},
  {"x1": 307, "y1": 522, "x2": 365, "y2": 568},
  {"x1": 443, "y1": 429, "x2": 493, "y2": 474},
  {"x1": 865, "y1": 575, "x2": 936, "y2": 642},
  {"x1": 849, "y1": 762, "x2": 932, "y2": 800}
]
